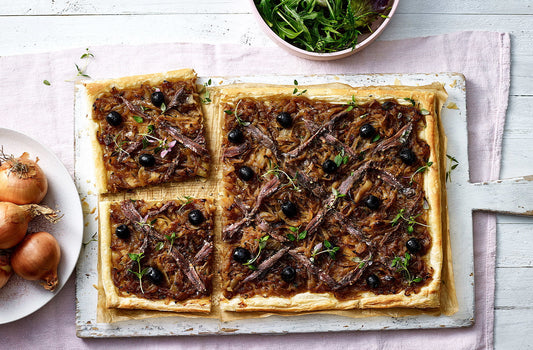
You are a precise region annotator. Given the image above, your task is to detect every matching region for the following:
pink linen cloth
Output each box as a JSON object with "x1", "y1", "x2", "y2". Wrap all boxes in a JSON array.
[{"x1": 0, "y1": 31, "x2": 510, "y2": 349}]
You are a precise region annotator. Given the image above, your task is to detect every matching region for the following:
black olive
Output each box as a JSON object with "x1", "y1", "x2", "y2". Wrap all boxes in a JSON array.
[
  {"x1": 106, "y1": 111, "x2": 123, "y2": 126},
  {"x1": 366, "y1": 274, "x2": 380, "y2": 288},
  {"x1": 359, "y1": 123, "x2": 376, "y2": 138},
  {"x1": 406, "y1": 238, "x2": 422, "y2": 253},
  {"x1": 151, "y1": 91, "x2": 165, "y2": 107},
  {"x1": 139, "y1": 153, "x2": 156, "y2": 167},
  {"x1": 364, "y1": 195, "x2": 381, "y2": 210},
  {"x1": 146, "y1": 266, "x2": 164, "y2": 285},
  {"x1": 399, "y1": 148, "x2": 417, "y2": 165},
  {"x1": 322, "y1": 159, "x2": 338, "y2": 174},
  {"x1": 276, "y1": 112, "x2": 293, "y2": 128},
  {"x1": 188, "y1": 209, "x2": 205, "y2": 226},
  {"x1": 281, "y1": 266, "x2": 296, "y2": 282},
  {"x1": 115, "y1": 224, "x2": 130, "y2": 239},
  {"x1": 233, "y1": 247, "x2": 251, "y2": 264},
  {"x1": 281, "y1": 201, "x2": 298, "y2": 218},
  {"x1": 382, "y1": 101, "x2": 395, "y2": 110},
  {"x1": 237, "y1": 166, "x2": 254, "y2": 181},
  {"x1": 228, "y1": 128, "x2": 244, "y2": 144}
]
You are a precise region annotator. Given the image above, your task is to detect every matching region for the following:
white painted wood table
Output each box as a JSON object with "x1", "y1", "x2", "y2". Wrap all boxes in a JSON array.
[{"x1": 1, "y1": 1, "x2": 531, "y2": 348}]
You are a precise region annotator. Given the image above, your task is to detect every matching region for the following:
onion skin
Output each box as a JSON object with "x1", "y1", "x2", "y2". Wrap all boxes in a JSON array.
[
  {"x1": 0, "y1": 202, "x2": 60, "y2": 249},
  {"x1": 0, "y1": 251, "x2": 13, "y2": 289},
  {"x1": 0, "y1": 152, "x2": 48, "y2": 204},
  {"x1": 11, "y1": 231, "x2": 61, "y2": 291}
]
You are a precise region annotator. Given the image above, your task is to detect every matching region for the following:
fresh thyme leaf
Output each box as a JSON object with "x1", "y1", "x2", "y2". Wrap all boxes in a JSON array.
[
  {"x1": 332, "y1": 187, "x2": 346, "y2": 199},
  {"x1": 372, "y1": 134, "x2": 381, "y2": 143},
  {"x1": 244, "y1": 235, "x2": 270, "y2": 269},
  {"x1": 404, "y1": 97, "x2": 415, "y2": 106},
  {"x1": 359, "y1": 113, "x2": 368, "y2": 119},
  {"x1": 200, "y1": 79, "x2": 212, "y2": 104},
  {"x1": 420, "y1": 108, "x2": 430, "y2": 115},
  {"x1": 298, "y1": 230, "x2": 308, "y2": 240},
  {"x1": 287, "y1": 233, "x2": 296, "y2": 241},
  {"x1": 445, "y1": 154, "x2": 459, "y2": 182},
  {"x1": 147, "y1": 124, "x2": 155, "y2": 133},
  {"x1": 224, "y1": 110, "x2": 234, "y2": 115},
  {"x1": 155, "y1": 242, "x2": 164, "y2": 251},
  {"x1": 160, "y1": 102, "x2": 167, "y2": 113},
  {"x1": 80, "y1": 48, "x2": 94, "y2": 59},
  {"x1": 391, "y1": 252, "x2": 420, "y2": 285},
  {"x1": 292, "y1": 80, "x2": 307, "y2": 96},
  {"x1": 410, "y1": 161, "x2": 433, "y2": 184},
  {"x1": 75, "y1": 63, "x2": 90, "y2": 78},
  {"x1": 43, "y1": 80, "x2": 51, "y2": 86},
  {"x1": 165, "y1": 232, "x2": 177, "y2": 252},
  {"x1": 132, "y1": 116, "x2": 144, "y2": 123},
  {"x1": 288, "y1": 226, "x2": 299, "y2": 233},
  {"x1": 82, "y1": 232, "x2": 98, "y2": 247},
  {"x1": 128, "y1": 252, "x2": 146, "y2": 293}
]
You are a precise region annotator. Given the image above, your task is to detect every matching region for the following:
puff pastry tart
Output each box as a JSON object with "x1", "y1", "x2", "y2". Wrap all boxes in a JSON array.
[
  {"x1": 217, "y1": 83, "x2": 447, "y2": 312},
  {"x1": 99, "y1": 198, "x2": 215, "y2": 312},
  {"x1": 84, "y1": 69, "x2": 210, "y2": 194}
]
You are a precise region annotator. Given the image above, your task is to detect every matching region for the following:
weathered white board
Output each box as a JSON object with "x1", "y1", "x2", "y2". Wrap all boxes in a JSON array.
[{"x1": 75, "y1": 72, "x2": 487, "y2": 337}]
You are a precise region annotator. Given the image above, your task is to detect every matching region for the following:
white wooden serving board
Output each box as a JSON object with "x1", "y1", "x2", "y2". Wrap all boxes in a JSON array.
[{"x1": 74, "y1": 72, "x2": 531, "y2": 338}]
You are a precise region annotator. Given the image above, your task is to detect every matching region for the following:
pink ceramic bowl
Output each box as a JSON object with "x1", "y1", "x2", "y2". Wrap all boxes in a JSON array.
[{"x1": 249, "y1": 0, "x2": 400, "y2": 61}]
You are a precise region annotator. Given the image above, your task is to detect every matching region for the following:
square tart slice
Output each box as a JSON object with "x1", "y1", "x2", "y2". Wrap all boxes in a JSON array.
[
  {"x1": 217, "y1": 83, "x2": 447, "y2": 312},
  {"x1": 84, "y1": 68, "x2": 210, "y2": 194},
  {"x1": 99, "y1": 198, "x2": 215, "y2": 313}
]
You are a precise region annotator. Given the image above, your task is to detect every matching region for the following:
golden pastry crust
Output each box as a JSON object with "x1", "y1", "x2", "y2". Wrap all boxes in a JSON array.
[
  {"x1": 84, "y1": 69, "x2": 210, "y2": 194},
  {"x1": 215, "y1": 83, "x2": 447, "y2": 312},
  {"x1": 99, "y1": 199, "x2": 215, "y2": 313}
]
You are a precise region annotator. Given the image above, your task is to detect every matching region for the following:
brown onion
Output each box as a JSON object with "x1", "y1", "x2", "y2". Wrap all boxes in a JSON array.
[
  {"x1": 11, "y1": 231, "x2": 61, "y2": 291},
  {"x1": 0, "y1": 150, "x2": 48, "y2": 204},
  {"x1": 0, "y1": 202, "x2": 60, "y2": 249},
  {"x1": 0, "y1": 250, "x2": 13, "y2": 289}
]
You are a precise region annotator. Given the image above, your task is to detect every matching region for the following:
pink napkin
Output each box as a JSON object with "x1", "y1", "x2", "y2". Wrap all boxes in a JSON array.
[{"x1": 0, "y1": 31, "x2": 510, "y2": 349}]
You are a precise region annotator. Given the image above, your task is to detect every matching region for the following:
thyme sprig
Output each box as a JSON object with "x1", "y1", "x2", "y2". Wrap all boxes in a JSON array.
[
  {"x1": 310, "y1": 240, "x2": 340, "y2": 263},
  {"x1": 345, "y1": 95, "x2": 357, "y2": 112},
  {"x1": 165, "y1": 232, "x2": 177, "y2": 253},
  {"x1": 244, "y1": 235, "x2": 270, "y2": 270},
  {"x1": 287, "y1": 226, "x2": 307, "y2": 241},
  {"x1": 352, "y1": 253, "x2": 372, "y2": 269},
  {"x1": 410, "y1": 161, "x2": 433, "y2": 184},
  {"x1": 292, "y1": 80, "x2": 307, "y2": 96},
  {"x1": 225, "y1": 100, "x2": 250, "y2": 126},
  {"x1": 334, "y1": 149, "x2": 349, "y2": 167},
  {"x1": 445, "y1": 154, "x2": 459, "y2": 182},
  {"x1": 263, "y1": 160, "x2": 300, "y2": 191},
  {"x1": 391, "y1": 209, "x2": 429, "y2": 233},
  {"x1": 200, "y1": 79, "x2": 212, "y2": 104},
  {"x1": 128, "y1": 253, "x2": 148, "y2": 293},
  {"x1": 391, "y1": 252, "x2": 422, "y2": 285}
]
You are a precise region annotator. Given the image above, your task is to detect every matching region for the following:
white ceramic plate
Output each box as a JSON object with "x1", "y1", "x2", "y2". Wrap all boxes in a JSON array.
[{"x1": 0, "y1": 128, "x2": 83, "y2": 324}]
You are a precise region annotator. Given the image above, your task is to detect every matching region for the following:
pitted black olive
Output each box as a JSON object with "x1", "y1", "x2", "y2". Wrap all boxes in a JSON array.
[
  {"x1": 146, "y1": 266, "x2": 164, "y2": 285},
  {"x1": 359, "y1": 123, "x2": 376, "y2": 138},
  {"x1": 276, "y1": 112, "x2": 293, "y2": 128},
  {"x1": 228, "y1": 128, "x2": 244, "y2": 144},
  {"x1": 233, "y1": 247, "x2": 251, "y2": 264},
  {"x1": 322, "y1": 159, "x2": 338, "y2": 174},
  {"x1": 281, "y1": 201, "x2": 298, "y2": 218},
  {"x1": 399, "y1": 148, "x2": 417, "y2": 165},
  {"x1": 366, "y1": 274, "x2": 380, "y2": 288},
  {"x1": 364, "y1": 195, "x2": 381, "y2": 210},
  {"x1": 106, "y1": 111, "x2": 123, "y2": 126},
  {"x1": 281, "y1": 266, "x2": 296, "y2": 282},
  {"x1": 238, "y1": 166, "x2": 254, "y2": 181},
  {"x1": 139, "y1": 153, "x2": 156, "y2": 167},
  {"x1": 115, "y1": 224, "x2": 130, "y2": 239},
  {"x1": 151, "y1": 91, "x2": 165, "y2": 107},
  {"x1": 406, "y1": 238, "x2": 422, "y2": 253},
  {"x1": 188, "y1": 209, "x2": 205, "y2": 226}
]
